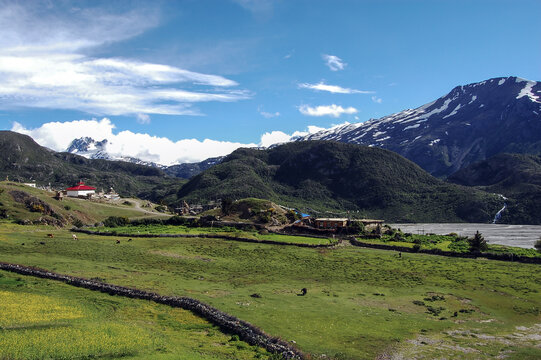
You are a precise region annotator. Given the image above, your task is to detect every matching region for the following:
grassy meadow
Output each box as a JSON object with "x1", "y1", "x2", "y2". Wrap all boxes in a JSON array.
[
  {"x1": 98, "y1": 224, "x2": 333, "y2": 245},
  {"x1": 1, "y1": 222, "x2": 540, "y2": 359},
  {"x1": 0, "y1": 268, "x2": 272, "y2": 359}
]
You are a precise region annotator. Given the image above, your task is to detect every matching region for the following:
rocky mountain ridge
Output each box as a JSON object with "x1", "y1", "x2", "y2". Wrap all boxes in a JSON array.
[{"x1": 298, "y1": 76, "x2": 541, "y2": 177}]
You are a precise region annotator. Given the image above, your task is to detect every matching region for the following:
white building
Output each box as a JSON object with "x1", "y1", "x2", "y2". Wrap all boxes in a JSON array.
[{"x1": 66, "y1": 181, "x2": 96, "y2": 198}]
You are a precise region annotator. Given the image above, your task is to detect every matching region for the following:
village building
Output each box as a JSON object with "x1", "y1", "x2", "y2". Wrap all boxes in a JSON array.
[
  {"x1": 314, "y1": 218, "x2": 349, "y2": 229},
  {"x1": 23, "y1": 182, "x2": 37, "y2": 188},
  {"x1": 66, "y1": 181, "x2": 96, "y2": 198},
  {"x1": 314, "y1": 218, "x2": 384, "y2": 230}
]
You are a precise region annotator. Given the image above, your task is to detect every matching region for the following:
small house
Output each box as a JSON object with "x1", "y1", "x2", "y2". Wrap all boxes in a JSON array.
[
  {"x1": 66, "y1": 181, "x2": 96, "y2": 198},
  {"x1": 314, "y1": 218, "x2": 349, "y2": 229}
]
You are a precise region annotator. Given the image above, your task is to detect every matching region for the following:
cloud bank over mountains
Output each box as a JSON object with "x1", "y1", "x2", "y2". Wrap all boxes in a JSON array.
[{"x1": 11, "y1": 118, "x2": 327, "y2": 165}]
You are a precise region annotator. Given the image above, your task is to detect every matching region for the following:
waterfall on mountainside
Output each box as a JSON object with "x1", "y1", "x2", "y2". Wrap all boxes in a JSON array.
[{"x1": 493, "y1": 195, "x2": 508, "y2": 224}]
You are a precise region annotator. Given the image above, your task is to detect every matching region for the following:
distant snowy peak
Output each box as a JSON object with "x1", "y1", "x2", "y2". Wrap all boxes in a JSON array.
[
  {"x1": 64, "y1": 137, "x2": 222, "y2": 176},
  {"x1": 299, "y1": 76, "x2": 541, "y2": 177},
  {"x1": 66, "y1": 137, "x2": 110, "y2": 159},
  {"x1": 65, "y1": 137, "x2": 164, "y2": 168}
]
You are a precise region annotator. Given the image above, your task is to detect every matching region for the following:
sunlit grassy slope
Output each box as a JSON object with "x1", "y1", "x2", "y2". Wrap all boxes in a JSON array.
[
  {"x1": 1, "y1": 224, "x2": 540, "y2": 359},
  {"x1": 0, "y1": 270, "x2": 272, "y2": 359},
  {"x1": 0, "y1": 181, "x2": 169, "y2": 225}
]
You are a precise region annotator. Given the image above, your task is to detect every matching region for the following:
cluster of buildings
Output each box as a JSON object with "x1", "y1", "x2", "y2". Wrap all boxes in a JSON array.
[{"x1": 53, "y1": 181, "x2": 120, "y2": 201}]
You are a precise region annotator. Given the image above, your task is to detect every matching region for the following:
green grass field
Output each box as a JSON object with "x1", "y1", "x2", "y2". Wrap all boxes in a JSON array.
[
  {"x1": 97, "y1": 224, "x2": 333, "y2": 245},
  {"x1": 0, "y1": 269, "x2": 272, "y2": 359},
  {"x1": 1, "y1": 223, "x2": 540, "y2": 359}
]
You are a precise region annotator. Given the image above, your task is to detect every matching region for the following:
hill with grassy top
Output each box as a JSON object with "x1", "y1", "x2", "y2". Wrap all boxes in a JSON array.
[
  {"x1": 448, "y1": 153, "x2": 541, "y2": 224},
  {"x1": 0, "y1": 181, "x2": 168, "y2": 226},
  {"x1": 177, "y1": 141, "x2": 503, "y2": 223},
  {"x1": 0, "y1": 131, "x2": 186, "y2": 203}
]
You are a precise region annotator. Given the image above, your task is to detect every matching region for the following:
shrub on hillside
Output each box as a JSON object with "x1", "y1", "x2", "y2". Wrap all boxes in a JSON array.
[
  {"x1": 221, "y1": 198, "x2": 233, "y2": 215},
  {"x1": 348, "y1": 221, "x2": 365, "y2": 234},
  {"x1": 535, "y1": 237, "x2": 541, "y2": 252},
  {"x1": 285, "y1": 210, "x2": 300, "y2": 223},
  {"x1": 103, "y1": 216, "x2": 129, "y2": 228}
]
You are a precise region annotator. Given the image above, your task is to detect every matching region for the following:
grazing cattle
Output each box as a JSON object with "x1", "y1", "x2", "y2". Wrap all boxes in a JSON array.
[
  {"x1": 297, "y1": 288, "x2": 307, "y2": 296},
  {"x1": 128, "y1": 238, "x2": 132, "y2": 242},
  {"x1": 116, "y1": 240, "x2": 120, "y2": 244},
  {"x1": 47, "y1": 234, "x2": 54, "y2": 238},
  {"x1": 72, "y1": 234, "x2": 78, "y2": 240}
]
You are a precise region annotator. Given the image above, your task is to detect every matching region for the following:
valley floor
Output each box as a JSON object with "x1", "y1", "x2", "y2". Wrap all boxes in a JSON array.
[
  {"x1": 1, "y1": 222, "x2": 540, "y2": 359},
  {"x1": 391, "y1": 223, "x2": 541, "y2": 249}
]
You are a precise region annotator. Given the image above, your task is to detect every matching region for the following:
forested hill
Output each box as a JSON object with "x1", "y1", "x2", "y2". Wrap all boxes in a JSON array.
[{"x1": 177, "y1": 141, "x2": 502, "y2": 223}]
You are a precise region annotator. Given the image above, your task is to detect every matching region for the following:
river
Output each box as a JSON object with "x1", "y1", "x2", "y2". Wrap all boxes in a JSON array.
[{"x1": 389, "y1": 223, "x2": 541, "y2": 249}]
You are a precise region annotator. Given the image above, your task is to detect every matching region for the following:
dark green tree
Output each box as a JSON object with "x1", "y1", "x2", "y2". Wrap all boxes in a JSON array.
[
  {"x1": 534, "y1": 237, "x2": 541, "y2": 253},
  {"x1": 468, "y1": 231, "x2": 488, "y2": 252},
  {"x1": 221, "y1": 198, "x2": 233, "y2": 216}
]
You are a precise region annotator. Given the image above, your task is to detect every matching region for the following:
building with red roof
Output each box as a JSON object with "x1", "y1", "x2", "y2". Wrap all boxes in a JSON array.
[{"x1": 66, "y1": 181, "x2": 96, "y2": 198}]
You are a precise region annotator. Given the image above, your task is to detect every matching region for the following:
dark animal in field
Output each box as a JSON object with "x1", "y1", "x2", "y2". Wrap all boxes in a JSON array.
[
  {"x1": 297, "y1": 288, "x2": 307, "y2": 296},
  {"x1": 39, "y1": 241, "x2": 46, "y2": 245},
  {"x1": 116, "y1": 240, "x2": 120, "y2": 244},
  {"x1": 47, "y1": 234, "x2": 54, "y2": 238},
  {"x1": 250, "y1": 293, "x2": 262, "y2": 298},
  {"x1": 128, "y1": 238, "x2": 132, "y2": 242},
  {"x1": 21, "y1": 243, "x2": 24, "y2": 246}
]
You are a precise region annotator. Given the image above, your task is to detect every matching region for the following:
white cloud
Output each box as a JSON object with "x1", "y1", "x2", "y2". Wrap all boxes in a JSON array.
[
  {"x1": 298, "y1": 104, "x2": 358, "y2": 118},
  {"x1": 298, "y1": 82, "x2": 373, "y2": 94},
  {"x1": 322, "y1": 54, "x2": 346, "y2": 71},
  {"x1": 260, "y1": 131, "x2": 291, "y2": 147},
  {"x1": 12, "y1": 119, "x2": 257, "y2": 165},
  {"x1": 259, "y1": 126, "x2": 326, "y2": 147},
  {"x1": 136, "y1": 114, "x2": 151, "y2": 124},
  {"x1": 371, "y1": 96, "x2": 383, "y2": 104},
  {"x1": 0, "y1": 3, "x2": 248, "y2": 116},
  {"x1": 260, "y1": 111, "x2": 280, "y2": 118},
  {"x1": 11, "y1": 118, "x2": 331, "y2": 164}
]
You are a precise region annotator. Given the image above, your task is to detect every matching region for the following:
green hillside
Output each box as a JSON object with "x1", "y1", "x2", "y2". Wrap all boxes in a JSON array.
[
  {"x1": 178, "y1": 141, "x2": 502, "y2": 223},
  {"x1": 0, "y1": 181, "x2": 169, "y2": 226},
  {"x1": 0, "y1": 131, "x2": 186, "y2": 202},
  {"x1": 448, "y1": 153, "x2": 541, "y2": 224}
]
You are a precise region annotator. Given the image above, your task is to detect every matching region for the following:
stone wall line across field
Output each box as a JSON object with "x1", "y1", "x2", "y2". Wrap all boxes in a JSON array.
[
  {"x1": 72, "y1": 228, "x2": 340, "y2": 248},
  {"x1": 0, "y1": 262, "x2": 304, "y2": 359}
]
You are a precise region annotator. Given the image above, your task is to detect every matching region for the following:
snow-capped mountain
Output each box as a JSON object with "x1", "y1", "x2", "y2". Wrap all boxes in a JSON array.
[
  {"x1": 65, "y1": 137, "x2": 223, "y2": 178},
  {"x1": 298, "y1": 76, "x2": 541, "y2": 177},
  {"x1": 65, "y1": 137, "x2": 164, "y2": 168},
  {"x1": 66, "y1": 137, "x2": 110, "y2": 159}
]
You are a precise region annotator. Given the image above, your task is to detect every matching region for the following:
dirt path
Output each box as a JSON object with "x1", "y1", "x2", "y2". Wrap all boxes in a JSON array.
[{"x1": 124, "y1": 198, "x2": 172, "y2": 217}]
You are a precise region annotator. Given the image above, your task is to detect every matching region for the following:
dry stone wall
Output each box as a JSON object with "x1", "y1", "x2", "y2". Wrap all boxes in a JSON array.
[{"x1": 0, "y1": 262, "x2": 304, "y2": 359}]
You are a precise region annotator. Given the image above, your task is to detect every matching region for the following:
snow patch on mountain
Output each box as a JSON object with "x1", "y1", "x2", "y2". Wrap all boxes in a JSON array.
[{"x1": 517, "y1": 81, "x2": 540, "y2": 103}]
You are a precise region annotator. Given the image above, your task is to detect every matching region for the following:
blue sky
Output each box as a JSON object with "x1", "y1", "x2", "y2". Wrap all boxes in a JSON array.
[{"x1": 1, "y1": 0, "x2": 540, "y2": 164}]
